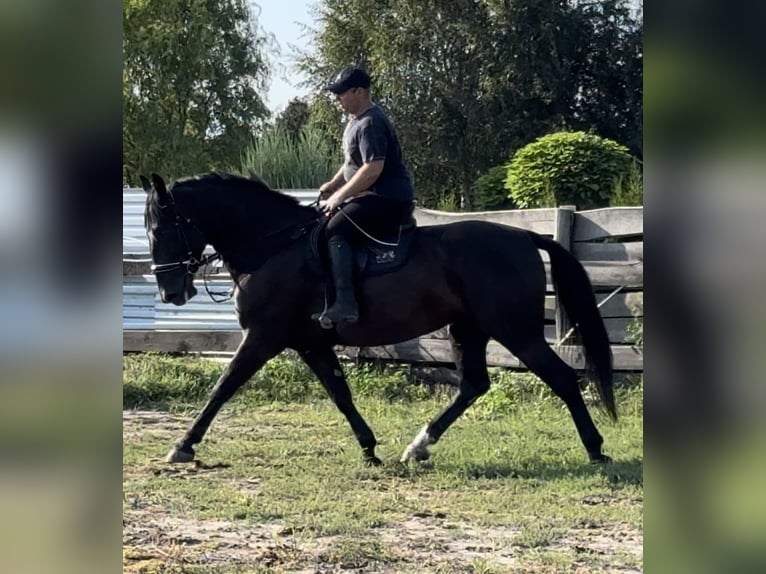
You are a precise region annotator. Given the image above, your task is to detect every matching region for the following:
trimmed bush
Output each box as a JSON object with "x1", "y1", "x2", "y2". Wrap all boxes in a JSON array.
[
  {"x1": 472, "y1": 165, "x2": 516, "y2": 211},
  {"x1": 507, "y1": 131, "x2": 634, "y2": 209}
]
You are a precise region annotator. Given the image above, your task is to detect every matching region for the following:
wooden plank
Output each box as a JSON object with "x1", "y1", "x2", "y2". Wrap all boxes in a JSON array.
[
  {"x1": 544, "y1": 292, "x2": 645, "y2": 320},
  {"x1": 572, "y1": 241, "x2": 643, "y2": 262},
  {"x1": 124, "y1": 261, "x2": 151, "y2": 276},
  {"x1": 545, "y1": 261, "x2": 643, "y2": 290},
  {"x1": 554, "y1": 206, "x2": 576, "y2": 343},
  {"x1": 125, "y1": 330, "x2": 642, "y2": 370},
  {"x1": 123, "y1": 330, "x2": 243, "y2": 353},
  {"x1": 421, "y1": 318, "x2": 635, "y2": 347},
  {"x1": 342, "y1": 339, "x2": 643, "y2": 371},
  {"x1": 573, "y1": 207, "x2": 643, "y2": 241},
  {"x1": 414, "y1": 207, "x2": 557, "y2": 235},
  {"x1": 542, "y1": 321, "x2": 633, "y2": 344},
  {"x1": 597, "y1": 292, "x2": 643, "y2": 317},
  {"x1": 603, "y1": 318, "x2": 640, "y2": 344},
  {"x1": 584, "y1": 262, "x2": 643, "y2": 289}
]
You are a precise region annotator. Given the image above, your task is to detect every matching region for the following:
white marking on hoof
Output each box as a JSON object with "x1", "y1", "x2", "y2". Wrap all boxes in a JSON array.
[
  {"x1": 400, "y1": 426, "x2": 434, "y2": 462},
  {"x1": 166, "y1": 448, "x2": 194, "y2": 463}
]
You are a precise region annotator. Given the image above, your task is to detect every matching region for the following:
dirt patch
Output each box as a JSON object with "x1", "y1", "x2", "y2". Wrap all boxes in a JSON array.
[
  {"x1": 123, "y1": 506, "x2": 642, "y2": 572},
  {"x1": 122, "y1": 410, "x2": 189, "y2": 442}
]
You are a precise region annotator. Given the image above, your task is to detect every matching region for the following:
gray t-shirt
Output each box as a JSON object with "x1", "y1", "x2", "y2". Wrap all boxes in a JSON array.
[{"x1": 342, "y1": 106, "x2": 414, "y2": 202}]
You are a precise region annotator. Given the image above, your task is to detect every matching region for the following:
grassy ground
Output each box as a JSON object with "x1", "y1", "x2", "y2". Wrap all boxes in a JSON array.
[{"x1": 123, "y1": 353, "x2": 643, "y2": 573}]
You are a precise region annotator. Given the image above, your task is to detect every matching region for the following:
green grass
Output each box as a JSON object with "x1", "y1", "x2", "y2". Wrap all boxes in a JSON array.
[{"x1": 123, "y1": 353, "x2": 643, "y2": 573}]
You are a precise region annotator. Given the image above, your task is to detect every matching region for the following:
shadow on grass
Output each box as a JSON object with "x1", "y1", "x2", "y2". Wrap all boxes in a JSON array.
[
  {"x1": 363, "y1": 456, "x2": 643, "y2": 488},
  {"x1": 449, "y1": 457, "x2": 643, "y2": 486}
]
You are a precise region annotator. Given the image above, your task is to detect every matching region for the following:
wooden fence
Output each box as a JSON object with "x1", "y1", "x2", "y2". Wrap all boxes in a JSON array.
[{"x1": 123, "y1": 204, "x2": 643, "y2": 371}]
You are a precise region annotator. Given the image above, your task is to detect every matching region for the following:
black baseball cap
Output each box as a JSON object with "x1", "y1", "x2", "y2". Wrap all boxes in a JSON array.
[{"x1": 326, "y1": 65, "x2": 371, "y2": 94}]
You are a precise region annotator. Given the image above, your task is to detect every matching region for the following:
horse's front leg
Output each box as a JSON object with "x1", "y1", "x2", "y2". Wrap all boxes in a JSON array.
[
  {"x1": 298, "y1": 347, "x2": 381, "y2": 466},
  {"x1": 166, "y1": 333, "x2": 282, "y2": 463}
]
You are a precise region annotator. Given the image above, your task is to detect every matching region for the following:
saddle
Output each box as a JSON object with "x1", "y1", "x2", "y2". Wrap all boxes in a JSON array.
[{"x1": 309, "y1": 203, "x2": 417, "y2": 279}]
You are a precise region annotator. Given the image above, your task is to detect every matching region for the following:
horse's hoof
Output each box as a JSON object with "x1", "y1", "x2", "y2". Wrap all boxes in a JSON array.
[
  {"x1": 365, "y1": 455, "x2": 383, "y2": 467},
  {"x1": 401, "y1": 426, "x2": 434, "y2": 463},
  {"x1": 413, "y1": 449, "x2": 430, "y2": 461},
  {"x1": 589, "y1": 453, "x2": 612, "y2": 464},
  {"x1": 166, "y1": 446, "x2": 195, "y2": 463},
  {"x1": 363, "y1": 446, "x2": 382, "y2": 467},
  {"x1": 400, "y1": 443, "x2": 431, "y2": 462}
]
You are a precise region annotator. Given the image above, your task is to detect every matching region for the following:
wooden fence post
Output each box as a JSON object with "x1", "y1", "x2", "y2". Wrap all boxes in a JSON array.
[{"x1": 554, "y1": 205, "x2": 576, "y2": 343}]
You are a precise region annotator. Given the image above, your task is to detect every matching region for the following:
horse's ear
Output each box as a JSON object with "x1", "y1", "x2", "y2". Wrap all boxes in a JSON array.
[
  {"x1": 139, "y1": 175, "x2": 152, "y2": 193},
  {"x1": 150, "y1": 173, "x2": 168, "y2": 196}
]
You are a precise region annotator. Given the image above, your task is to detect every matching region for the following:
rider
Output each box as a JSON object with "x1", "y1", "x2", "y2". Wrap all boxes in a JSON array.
[{"x1": 316, "y1": 65, "x2": 415, "y2": 324}]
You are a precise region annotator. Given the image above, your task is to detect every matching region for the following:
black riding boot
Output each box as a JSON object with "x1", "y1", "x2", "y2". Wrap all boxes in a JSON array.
[{"x1": 320, "y1": 236, "x2": 359, "y2": 324}]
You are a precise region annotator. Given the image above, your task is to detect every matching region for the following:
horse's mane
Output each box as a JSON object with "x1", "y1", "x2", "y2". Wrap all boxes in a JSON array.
[
  {"x1": 146, "y1": 171, "x2": 313, "y2": 234},
  {"x1": 170, "y1": 172, "x2": 304, "y2": 211}
]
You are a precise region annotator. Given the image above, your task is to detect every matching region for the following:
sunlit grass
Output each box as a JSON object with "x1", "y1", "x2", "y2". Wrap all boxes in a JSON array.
[{"x1": 123, "y1": 352, "x2": 643, "y2": 572}]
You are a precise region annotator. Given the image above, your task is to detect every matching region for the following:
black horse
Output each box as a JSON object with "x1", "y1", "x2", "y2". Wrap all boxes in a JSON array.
[{"x1": 141, "y1": 172, "x2": 616, "y2": 466}]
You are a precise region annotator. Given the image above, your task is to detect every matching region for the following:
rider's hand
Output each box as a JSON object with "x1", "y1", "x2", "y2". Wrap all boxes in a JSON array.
[
  {"x1": 318, "y1": 182, "x2": 335, "y2": 200},
  {"x1": 323, "y1": 193, "x2": 343, "y2": 215}
]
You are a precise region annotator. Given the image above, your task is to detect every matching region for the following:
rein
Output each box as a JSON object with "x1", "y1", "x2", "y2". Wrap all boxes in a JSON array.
[{"x1": 151, "y1": 189, "x2": 321, "y2": 303}]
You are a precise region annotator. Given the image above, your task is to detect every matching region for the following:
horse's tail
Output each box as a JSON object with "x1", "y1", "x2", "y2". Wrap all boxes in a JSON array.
[{"x1": 531, "y1": 233, "x2": 617, "y2": 421}]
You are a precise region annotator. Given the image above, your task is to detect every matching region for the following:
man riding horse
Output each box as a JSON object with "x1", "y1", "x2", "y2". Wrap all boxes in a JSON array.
[{"x1": 314, "y1": 65, "x2": 415, "y2": 325}]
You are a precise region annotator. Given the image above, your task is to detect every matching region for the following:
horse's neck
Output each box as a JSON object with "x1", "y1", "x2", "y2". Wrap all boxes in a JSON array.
[{"x1": 185, "y1": 190, "x2": 309, "y2": 271}]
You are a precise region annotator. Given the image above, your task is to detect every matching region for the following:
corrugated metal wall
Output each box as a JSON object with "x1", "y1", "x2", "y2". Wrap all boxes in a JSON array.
[{"x1": 123, "y1": 188, "x2": 318, "y2": 331}]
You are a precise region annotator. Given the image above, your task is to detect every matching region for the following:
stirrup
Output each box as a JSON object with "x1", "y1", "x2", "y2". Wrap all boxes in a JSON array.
[
  {"x1": 312, "y1": 311, "x2": 335, "y2": 330},
  {"x1": 326, "y1": 310, "x2": 359, "y2": 324}
]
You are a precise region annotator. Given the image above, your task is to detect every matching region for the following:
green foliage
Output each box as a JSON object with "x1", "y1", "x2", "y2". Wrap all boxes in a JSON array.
[
  {"x1": 301, "y1": 0, "x2": 643, "y2": 207},
  {"x1": 472, "y1": 165, "x2": 516, "y2": 211},
  {"x1": 123, "y1": 352, "x2": 431, "y2": 409},
  {"x1": 573, "y1": 1, "x2": 643, "y2": 157},
  {"x1": 123, "y1": 352, "x2": 222, "y2": 408},
  {"x1": 274, "y1": 98, "x2": 311, "y2": 141},
  {"x1": 474, "y1": 371, "x2": 559, "y2": 418},
  {"x1": 346, "y1": 364, "x2": 430, "y2": 402},
  {"x1": 611, "y1": 160, "x2": 644, "y2": 206},
  {"x1": 625, "y1": 303, "x2": 644, "y2": 348},
  {"x1": 123, "y1": 0, "x2": 271, "y2": 185},
  {"x1": 435, "y1": 192, "x2": 461, "y2": 212},
  {"x1": 507, "y1": 131, "x2": 635, "y2": 209},
  {"x1": 305, "y1": 95, "x2": 346, "y2": 155},
  {"x1": 626, "y1": 318, "x2": 644, "y2": 348},
  {"x1": 241, "y1": 123, "x2": 338, "y2": 188}
]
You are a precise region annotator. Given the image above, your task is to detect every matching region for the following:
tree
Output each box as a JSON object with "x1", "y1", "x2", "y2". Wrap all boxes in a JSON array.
[
  {"x1": 274, "y1": 98, "x2": 311, "y2": 141},
  {"x1": 300, "y1": 0, "x2": 642, "y2": 207},
  {"x1": 123, "y1": 0, "x2": 272, "y2": 185},
  {"x1": 302, "y1": 0, "x2": 505, "y2": 208},
  {"x1": 571, "y1": 1, "x2": 643, "y2": 157}
]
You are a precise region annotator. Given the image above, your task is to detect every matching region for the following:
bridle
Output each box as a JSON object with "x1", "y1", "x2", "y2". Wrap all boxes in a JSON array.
[
  {"x1": 149, "y1": 192, "x2": 219, "y2": 278},
  {"x1": 149, "y1": 190, "x2": 321, "y2": 302}
]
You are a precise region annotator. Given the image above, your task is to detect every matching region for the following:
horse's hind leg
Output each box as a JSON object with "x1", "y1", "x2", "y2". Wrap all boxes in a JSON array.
[
  {"x1": 166, "y1": 333, "x2": 282, "y2": 463},
  {"x1": 499, "y1": 334, "x2": 609, "y2": 463},
  {"x1": 298, "y1": 347, "x2": 380, "y2": 466},
  {"x1": 401, "y1": 321, "x2": 490, "y2": 462}
]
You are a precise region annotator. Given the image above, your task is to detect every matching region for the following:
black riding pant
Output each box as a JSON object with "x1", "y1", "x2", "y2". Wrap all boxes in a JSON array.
[{"x1": 325, "y1": 193, "x2": 412, "y2": 247}]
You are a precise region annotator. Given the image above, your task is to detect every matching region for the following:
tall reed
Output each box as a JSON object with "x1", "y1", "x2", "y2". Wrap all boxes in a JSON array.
[{"x1": 241, "y1": 124, "x2": 339, "y2": 189}]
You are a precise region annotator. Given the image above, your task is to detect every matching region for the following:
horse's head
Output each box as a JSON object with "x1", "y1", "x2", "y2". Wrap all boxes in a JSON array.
[{"x1": 142, "y1": 174, "x2": 205, "y2": 306}]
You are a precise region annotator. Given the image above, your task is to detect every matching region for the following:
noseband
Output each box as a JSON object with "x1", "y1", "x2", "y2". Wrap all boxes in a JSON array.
[{"x1": 150, "y1": 193, "x2": 219, "y2": 277}]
